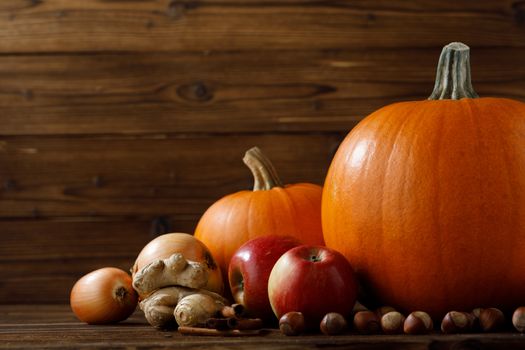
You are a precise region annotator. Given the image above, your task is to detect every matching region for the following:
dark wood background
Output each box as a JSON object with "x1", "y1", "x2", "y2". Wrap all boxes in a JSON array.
[{"x1": 1, "y1": 0, "x2": 525, "y2": 304}]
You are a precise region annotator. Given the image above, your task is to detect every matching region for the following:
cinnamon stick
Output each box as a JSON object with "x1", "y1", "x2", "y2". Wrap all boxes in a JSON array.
[
  {"x1": 205, "y1": 317, "x2": 262, "y2": 330},
  {"x1": 206, "y1": 317, "x2": 238, "y2": 330},
  {"x1": 220, "y1": 304, "x2": 245, "y2": 318},
  {"x1": 178, "y1": 326, "x2": 261, "y2": 337}
]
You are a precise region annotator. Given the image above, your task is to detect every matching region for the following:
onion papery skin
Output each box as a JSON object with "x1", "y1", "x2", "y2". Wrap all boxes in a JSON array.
[{"x1": 70, "y1": 267, "x2": 138, "y2": 324}]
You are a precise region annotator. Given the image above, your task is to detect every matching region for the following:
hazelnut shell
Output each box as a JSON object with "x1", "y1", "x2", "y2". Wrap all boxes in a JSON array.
[
  {"x1": 353, "y1": 311, "x2": 381, "y2": 334},
  {"x1": 479, "y1": 308, "x2": 505, "y2": 332},
  {"x1": 279, "y1": 312, "x2": 305, "y2": 336},
  {"x1": 320, "y1": 312, "x2": 347, "y2": 335},
  {"x1": 404, "y1": 311, "x2": 433, "y2": 334},
  {"x1": 381, "y1": 311, "x2": 405, "y2": 334},
  {"x1": 512, "y1": 307, "x2": 525, "y2": 333}
]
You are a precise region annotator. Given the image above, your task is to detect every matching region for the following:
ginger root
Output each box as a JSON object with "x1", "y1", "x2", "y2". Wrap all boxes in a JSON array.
[
  {"x1": 174, "y1": 293, "x2": 227, "y2": 327},
  {"x1": 139, "y1": 286, "x2": 228, "y2": 328},
  {"x1": 132, "y1": 253, "x2": 209, "y2": 298}
]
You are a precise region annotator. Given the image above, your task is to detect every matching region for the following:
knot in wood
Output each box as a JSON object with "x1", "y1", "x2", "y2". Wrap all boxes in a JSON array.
[
  {"x1": 167, "y1": 0, "x2": 198, "y2": 20},
  {"x1": 92, "y1": 176, "x2": 104, "y2": 188},
  {"x1": 4, "y1": 179, "x2": 17, "y2": 191},
  {"x1": 150, "y1": 216, "x2": 171, "y2": 237},
  {"x1": 21, "y1": 89, "x2": 34, "y2": 100},
  {"x1": 177, "y1": 82, "x2": 214, "y2": 102}
]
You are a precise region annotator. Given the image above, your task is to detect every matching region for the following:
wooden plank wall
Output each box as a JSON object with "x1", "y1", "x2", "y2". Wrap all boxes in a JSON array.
[{"x1": 1, "y1": 0, "x2": 525, "y2": 304}]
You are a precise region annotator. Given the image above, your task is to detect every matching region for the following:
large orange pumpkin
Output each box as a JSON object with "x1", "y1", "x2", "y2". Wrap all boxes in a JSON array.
[
  {"x1": 195, "y1": 147, "x2": 325, "y2": 282},
  {"x1": 322, "y1": 42, "x2": 525, "y2": 318}
]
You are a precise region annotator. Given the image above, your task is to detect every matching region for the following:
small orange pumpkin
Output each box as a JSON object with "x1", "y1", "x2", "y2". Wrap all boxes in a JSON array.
[
  {"x1": 322, "y1": 42, "x2": 525, "y2": 318},
  {"x1": 195, "y1": 147, "x2": 325, "y2": 282}
]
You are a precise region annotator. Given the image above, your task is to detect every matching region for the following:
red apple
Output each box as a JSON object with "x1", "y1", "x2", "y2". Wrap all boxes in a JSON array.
[
  {"x1": 228, "y1": 235, "x2": 301, "y2": 321},
  {"x1": 268, "y1": 245, "x2": 357, "y2": 329}
]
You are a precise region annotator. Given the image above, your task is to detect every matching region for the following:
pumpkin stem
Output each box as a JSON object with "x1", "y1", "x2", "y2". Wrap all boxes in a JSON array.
[
  {"x1": 243, "y1": 147, "x2": 283, "y2": 191},
  {"x1": 428, "y1": 42, "x2": 479, "y2": 100}
]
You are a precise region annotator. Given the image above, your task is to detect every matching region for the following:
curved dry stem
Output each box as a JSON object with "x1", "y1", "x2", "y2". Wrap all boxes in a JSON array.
[{"x1": 243, "y1": 147, "x2": 283, "y2": 191}]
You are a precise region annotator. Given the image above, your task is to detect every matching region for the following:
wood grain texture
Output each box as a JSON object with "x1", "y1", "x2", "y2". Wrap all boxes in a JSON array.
[
  {"x1": 1, "y1": 306, "x2": 525, "y2": 350},
  {"x1": 0, "y1": 218, "x2": 179, "y2": 303},
  {"x1": 1, "y1": 48, "x2": 525, "y2": 136},
  {"x1": 0, "y1": 134, "x2": 340, "y2": 303},
  {"x1": 2, "y1": 0, "x2": 525, "y2": 306},
  {"x1": 0, "y1": 0, "x2": 524, "y2": 53},
  {"x1": 0, "y1": 133, "x2": 342, "y2": 219}
]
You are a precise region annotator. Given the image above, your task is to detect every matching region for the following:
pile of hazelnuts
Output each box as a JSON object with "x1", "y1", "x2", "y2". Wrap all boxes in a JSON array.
[{"x1": 278, "y1": 306, "x2": 525, "y2": 336}]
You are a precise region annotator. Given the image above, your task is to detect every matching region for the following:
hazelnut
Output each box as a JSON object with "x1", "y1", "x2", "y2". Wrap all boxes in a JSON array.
[
  {"x1": 512, "y1": 306, "x2": 525, "y2": 332},
  {"x1": 353, "y1": 311, "x2": 381, "y2": 334},
  {"x1": 471, "y1": 308, "x2": 482, "y2": 319},
  {"x1": 470, "y1": 308, "x2": 482, "y2": 331},
  {"x1": 381, "y1": 311, "x2": 405, "y2": 334},
  {"x1": 320, "y1": 312, "x2": 347, "y2": 335},
  {"x1": 403, "y1": 311, "x2": 433, "y2": 334},
  {"x1": 376, "y1": 306, "x2": 397, "y2": 318},
  {"x1": 479, "y1": 308, "x2": 505, "y2": 332},
  {"x1": 279, "y1": 312, "x2": 305, "y2": 336},
  {"x1": 441, "y1": 311, "x2": 474, "y2": 333}
]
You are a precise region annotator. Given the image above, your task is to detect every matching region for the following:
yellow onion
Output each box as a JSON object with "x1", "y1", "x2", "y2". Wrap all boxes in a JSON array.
[
  {"x1": 132, "y1": 233, "x2": 224, "y2": 297},
  {"x1": 70, "y1": 267, "x2": 138, "y2": 324}
]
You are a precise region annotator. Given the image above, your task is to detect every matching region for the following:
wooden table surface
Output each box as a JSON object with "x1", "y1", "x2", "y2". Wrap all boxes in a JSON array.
[{"x1": 1, "y1": 305, "x2": 524, "y2": 349}]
